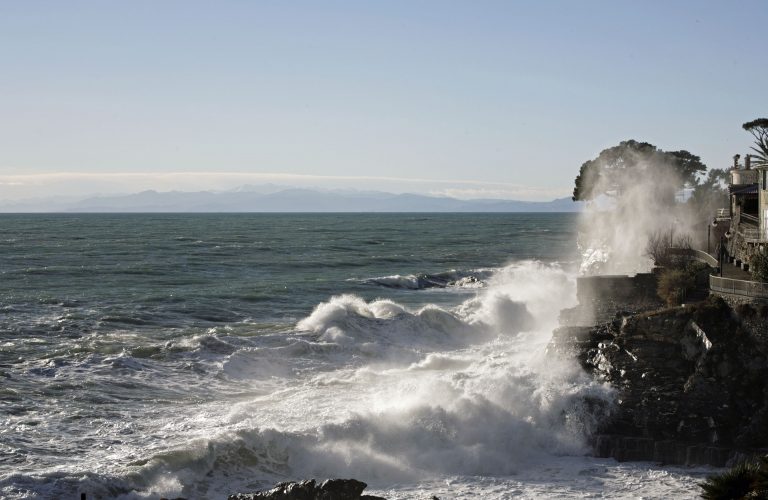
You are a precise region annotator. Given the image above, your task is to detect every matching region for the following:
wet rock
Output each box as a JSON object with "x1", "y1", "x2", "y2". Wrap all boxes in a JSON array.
[
  {"x1": 228, "y1": 479, "x2": 387, "y2": 500},
  {"x1": 551, "y1": 295, "x2": 768, "y2": 465}
]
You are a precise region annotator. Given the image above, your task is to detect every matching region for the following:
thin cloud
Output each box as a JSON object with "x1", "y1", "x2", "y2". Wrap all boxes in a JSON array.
[
  {"x1": 0, "y1": 171, "x2": 545, "y2": 188},
  {"x1": 0, "y1": 171, "x2": 568, "y2": 202},
  {"x1": 429, "y1": 187, "x2": 571, "y2": 201}
]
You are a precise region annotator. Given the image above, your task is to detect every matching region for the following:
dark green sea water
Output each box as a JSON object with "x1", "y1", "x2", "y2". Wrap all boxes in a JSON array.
[
  {"x1": 1, "y1": 213, "x2": 578, "y2": 328},
  {"x1": 0, "y1": 213, "x2": 704, "y2": 500}
]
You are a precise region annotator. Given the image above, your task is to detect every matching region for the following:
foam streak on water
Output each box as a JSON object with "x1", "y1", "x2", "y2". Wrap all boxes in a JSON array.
[{"x1": 0, "y1": 214, "x2": 712, "y2": 499}]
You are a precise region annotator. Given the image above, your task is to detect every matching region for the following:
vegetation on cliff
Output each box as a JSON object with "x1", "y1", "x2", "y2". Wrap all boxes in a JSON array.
[
  {"x1": 700, "y1": 455, "x2": 768, "y2": 500},
  {"x1": 657, "y1": 268, "x2": 696, "y2": 306},
  {"x1": 645, "y1": 227, "x2": 692, "y2": 268},
  {"x1": 743, "y1": 118, "x2": 768, "y2": 167},
  {"x1": 688, "y1": 167, "x2": 729, "y2": 216},
  {"x1": 643, "y1": 230, "x2": 709, "y2": 306},
  {"x1": 572, "y1": 140, "x2": 706, "y2": 202},
  {"x1": 750, "y1": 250, "x2": 768, "y2": 283}
]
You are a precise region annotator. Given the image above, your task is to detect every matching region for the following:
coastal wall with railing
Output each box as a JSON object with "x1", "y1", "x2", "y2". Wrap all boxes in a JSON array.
[
  {"x1": 709, "y1": 275, "x2": 768, "y2": 300},
  {"x1": 670, "y1": 247, "x2": 768, "y2": 303}
]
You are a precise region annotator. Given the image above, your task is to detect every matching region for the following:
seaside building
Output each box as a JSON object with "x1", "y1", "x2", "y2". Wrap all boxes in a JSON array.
[{"x1": 724, "y1": 154, "x2": 768, "y2": 270}]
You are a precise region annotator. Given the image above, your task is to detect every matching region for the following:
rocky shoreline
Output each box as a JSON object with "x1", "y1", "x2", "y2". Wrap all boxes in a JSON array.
[
  {"x1": 551, "y1": 274, "x2": 768, "y2": 467},
  {"x1": 172, "y1": 275, "x2": 768, "y2": 500}
]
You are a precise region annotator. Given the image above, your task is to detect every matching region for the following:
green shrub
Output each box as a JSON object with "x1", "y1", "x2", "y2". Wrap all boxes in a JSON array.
[
  {"x1": 645, "y1": 227, "x2": 693, "y2": 268},
  {"x1": 736, "y1": 303, "x2": 756, "y2": 318},
  {"x1": 657, "y1": 268, "x2": 695, "y2": 306},
  {"x1": 759, "y1": 304, "x2": 768, "y2": 318},
  {"x1": 700, "y1": 455, "x2": 768, "y2": 499},
  {"x1": 751, "y1": 251, "x2": 768, "y2": 282},
  {"x1": 687, "y1": 260, "x2": 712, "y2": 287}
]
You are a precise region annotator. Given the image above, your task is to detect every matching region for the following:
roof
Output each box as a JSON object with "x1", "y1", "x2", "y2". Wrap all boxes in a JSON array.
[{"x1": 730, "y1": 183, "x2": 758, "y2": 195}]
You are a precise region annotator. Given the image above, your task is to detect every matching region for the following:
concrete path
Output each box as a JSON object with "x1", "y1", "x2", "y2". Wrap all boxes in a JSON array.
[
  {"x1": 699, "y1": 249, "x2": 753, "y2": 280},
  {"x1": 723, "y1": 262, "x2": 754, "y2": 281},
  {"x1": 721, "y1": 261, "x2": 754, "y2": 281}
]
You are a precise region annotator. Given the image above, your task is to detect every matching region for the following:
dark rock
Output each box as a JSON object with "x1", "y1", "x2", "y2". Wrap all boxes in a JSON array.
[
  {"x1": 317, "y1": 479, "x2": 367, "y2": 499},
  {"x1": 228, "y1": 479, "x2": 384, "y2": 500},
  {"x1": 550, "y1": 292, "x2": 768, "y2": 466}
]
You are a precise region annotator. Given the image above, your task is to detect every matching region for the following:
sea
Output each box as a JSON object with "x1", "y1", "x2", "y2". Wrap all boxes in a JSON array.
[{"x1": 0, "y1": 213, "x2": 712, "y2": 499}]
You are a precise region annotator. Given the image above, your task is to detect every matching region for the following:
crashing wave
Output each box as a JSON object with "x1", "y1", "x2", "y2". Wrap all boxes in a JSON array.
[{"x1": 363, "y1": 269, "x2": 494, "y2": 290}]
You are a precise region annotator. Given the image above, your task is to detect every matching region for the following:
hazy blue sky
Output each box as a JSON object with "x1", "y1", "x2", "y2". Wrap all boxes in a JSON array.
[{"x1": 1, "y1": 1, "x2": 766, "y2": 201}]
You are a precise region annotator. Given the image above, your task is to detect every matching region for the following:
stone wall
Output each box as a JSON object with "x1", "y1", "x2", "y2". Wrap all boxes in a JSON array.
[
  {"x1": 727, "y1": 230, "x2": 758, "y2": 269},
  {"x1": 592, "y1": 435, "x2": 752, "y2": 466},
  {"x1": 560, "y1": 273, "x2": 662, "y2": 326},
  {"x1": 712, "y1": 291, "x2": 768, "y2": 307},
  {"x1": 576, "y1": 273, "x2": 659, "y2": 305}
]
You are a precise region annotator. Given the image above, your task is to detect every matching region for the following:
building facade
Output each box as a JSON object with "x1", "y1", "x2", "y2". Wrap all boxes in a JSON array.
[{"x1": 727, "y1": 154, "x2": 767, "y2": 269}]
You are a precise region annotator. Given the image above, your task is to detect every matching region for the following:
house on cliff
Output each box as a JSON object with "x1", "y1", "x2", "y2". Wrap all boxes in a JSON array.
[{"x1": 725, "y1": 154, "x2": 768, "y2": 270}]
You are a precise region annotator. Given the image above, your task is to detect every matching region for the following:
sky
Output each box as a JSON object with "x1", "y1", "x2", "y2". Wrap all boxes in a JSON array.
[{"x1": 1, "y1": 1, "x2": 766, "y2": 202}]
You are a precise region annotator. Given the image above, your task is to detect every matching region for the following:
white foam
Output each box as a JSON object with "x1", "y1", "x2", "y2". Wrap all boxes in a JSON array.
[
  {"x1": 367, "y1": 274, "x2": 422, "y2": 289},
  {"x1": 0, "y1": 260, "x2": 711, "y2": 499},
  {"x1": 296, "y1": 295, "x2": 475, "y2": 354},
  {"x1": 92, "y1": 261, "x2": 618, "y2": 496}
]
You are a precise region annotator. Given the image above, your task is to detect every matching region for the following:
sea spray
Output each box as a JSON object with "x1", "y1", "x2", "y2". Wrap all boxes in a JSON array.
[
  {"x1": 1, "y1": 214, "x2": 708, "y2": 500},
  {"x1": 60, "y1": 261, "x2": 615, "y2": 498},
  {"x1": 575, "y1": 144, "x2": 704, "y2": 276}
]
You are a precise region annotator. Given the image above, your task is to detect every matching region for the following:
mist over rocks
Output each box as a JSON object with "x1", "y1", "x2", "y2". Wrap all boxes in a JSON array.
[{"x1": 573, "y1": 140, "x2": 713, "y2": 276}]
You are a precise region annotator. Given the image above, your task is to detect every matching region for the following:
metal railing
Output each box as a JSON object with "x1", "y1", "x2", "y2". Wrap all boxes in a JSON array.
[
  {"x1": 741, "y1": 213, "x2": 759, "y2": 225},
  {"x1": 667, "y1": 248, "x2": 768, "y2": 299},
  {"x1": 710, "y1": 275, "x2": 768, "y2": 299},
  {"x1": 668, "y1": 247, "x2": 719, "y2": 267},
  {"x1": 716, "y1": 208, "x2": 730, "y2": 219}
]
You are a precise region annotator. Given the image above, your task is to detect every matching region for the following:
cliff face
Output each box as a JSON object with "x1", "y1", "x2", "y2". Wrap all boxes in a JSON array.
[{"x1": 552, "y1": 296, "x2": 768, "y2": 466}]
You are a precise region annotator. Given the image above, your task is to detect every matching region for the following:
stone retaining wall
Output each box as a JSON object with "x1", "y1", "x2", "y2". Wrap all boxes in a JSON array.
[
  {"x1": 560, "y1": 274, "x2": 661, "y2": 326},
  {"x1": 576, "y1": 273, "x2": 659, "y2": 305},
  {"x1": 711, "y1": 291, "x2": 768, "y2": 307},
  {"x1": 592, "y1": 435, "x2": 762, "y2": 467}
]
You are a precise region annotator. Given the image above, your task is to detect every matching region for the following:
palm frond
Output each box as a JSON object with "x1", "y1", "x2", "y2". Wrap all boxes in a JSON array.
[{"x1": 700, "y1": 461, "x2": 760, "y2": 499}]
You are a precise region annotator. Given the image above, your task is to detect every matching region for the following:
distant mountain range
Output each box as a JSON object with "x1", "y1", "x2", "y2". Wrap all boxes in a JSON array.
[{"x1": 1, "y1": 186, "x2": 583, "y2": 213}]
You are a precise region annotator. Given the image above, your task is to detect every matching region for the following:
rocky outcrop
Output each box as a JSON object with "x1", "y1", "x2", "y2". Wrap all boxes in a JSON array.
[
  {"x1": 228, "y1": 479, "x2": 387, "y2": 500},
  {"x1": 552, "y1": 296, "x2": 768, "y2": 466}
]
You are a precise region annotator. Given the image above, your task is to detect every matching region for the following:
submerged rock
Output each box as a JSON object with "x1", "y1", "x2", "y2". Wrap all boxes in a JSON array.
[{"x1": 228, "y1": 479, "x2": 387, "y2": 500}]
